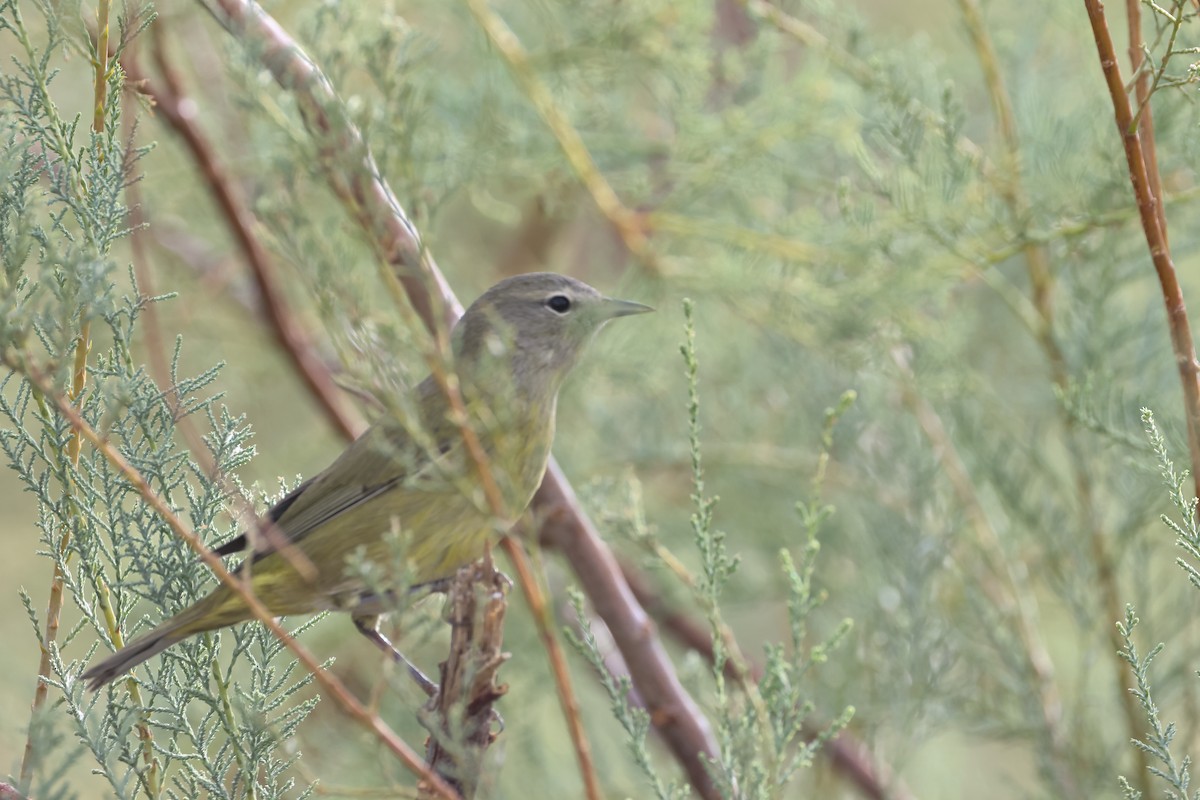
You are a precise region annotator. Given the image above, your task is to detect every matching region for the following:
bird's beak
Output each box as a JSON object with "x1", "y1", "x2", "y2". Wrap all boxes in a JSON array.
[{"x1": 602, "y1": 297, "x2": 655, "y2": 318}]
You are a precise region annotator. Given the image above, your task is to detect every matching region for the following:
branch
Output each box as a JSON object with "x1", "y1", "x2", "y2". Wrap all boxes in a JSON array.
[
  {"x1": 200, "y1": 2, "x2": 722, "y2": 797},
  {"x1": 1082, "y1": 0, "x2": 1200, "y2": 500},
  {"x1": 10, "y1": 358, "x2": 461, "y2": 800},
  {"x1": 120, "y1": 34, "x2": 364, "y2": 442},
  {"x1": 419, "y1": 562, "x2": 509, "y2": 799}
]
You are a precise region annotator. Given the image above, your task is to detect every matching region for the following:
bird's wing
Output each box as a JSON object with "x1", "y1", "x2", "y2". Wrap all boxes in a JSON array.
[
  {"x1": 211, "y1": 476, "x2": 313, "y2": 556},
  {"x1": 212, "y1": 421, "x2": 458, "y2": 560}
]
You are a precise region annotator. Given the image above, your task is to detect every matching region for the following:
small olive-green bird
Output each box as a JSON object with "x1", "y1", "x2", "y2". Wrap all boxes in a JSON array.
[{"x1": 83, "y1": 272, "x2": 651, "y2": 689}]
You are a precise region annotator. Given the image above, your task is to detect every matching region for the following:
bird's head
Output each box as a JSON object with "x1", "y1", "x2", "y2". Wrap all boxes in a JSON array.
[{"x1": 453, "y1": 272, "x2": 652, "y2": 401}]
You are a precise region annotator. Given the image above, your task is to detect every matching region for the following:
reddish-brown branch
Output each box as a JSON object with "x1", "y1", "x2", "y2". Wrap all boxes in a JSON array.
[
  {"x1": 1126, "y1": 0, "x2": 1168, "y2": 247},
  {"x1": 201, "y1": 2, "x2": 723, "y2": 797},
  {"x1": 1083, "y1": 0, "x2": 1200, "y2": 502},
  {"x1": 120, "y1": 36, "x2": 363, "y2": 443},
  {"x1": 534, "y1": 463, "x2": 721, "y2": 799}
]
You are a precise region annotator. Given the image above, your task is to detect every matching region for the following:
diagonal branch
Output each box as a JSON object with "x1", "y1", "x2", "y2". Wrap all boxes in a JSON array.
[
  {"x1": 464, "y1": 0, "x2": 655, "y2": 271},
  {"x1": 10, "y1": 358, "x2": 461, "y2": 800},
  {"x1": 201, "y1": 1, "x2": 693, "y2": 797},
  {"x1": 122, "y1": 32, "x2": 364, "y2": 442}
]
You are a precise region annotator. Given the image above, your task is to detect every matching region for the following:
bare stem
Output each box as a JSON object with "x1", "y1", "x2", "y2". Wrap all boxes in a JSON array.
[
  {"x1": 499, "y1": 535, "x2": 601, "y2": 800},
  {"x1": 123, "y1": 31, "x2": 364, "y2": 441},
  {"x1": 1082, "y1": 2, "x2": 1200, "y2": 498},
  {"x1": 1127, "y1": 0, "x2": 1168, "y2": 247},
  {"x1": 19, "y1": 2, "x2": 107, "y2": 789}
]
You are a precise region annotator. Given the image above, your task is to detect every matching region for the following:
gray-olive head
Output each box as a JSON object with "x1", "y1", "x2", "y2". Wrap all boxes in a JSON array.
[{"x1": 454, "y1": 272, "x2": 652, "y2": 400}]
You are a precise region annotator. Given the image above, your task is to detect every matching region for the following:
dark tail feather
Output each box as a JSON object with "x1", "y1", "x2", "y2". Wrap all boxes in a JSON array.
[
  {"x1": 82, "y1": 590, "x2": 245, "y2": 690},
  {"x1": 82, "y1": 623, "x2": 189, "y2": 690}
]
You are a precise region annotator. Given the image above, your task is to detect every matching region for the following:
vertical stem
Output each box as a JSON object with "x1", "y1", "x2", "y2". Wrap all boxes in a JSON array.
[
  {"x1": 499, "y1": 536, "x2": 602, "y2": 800},
  {"x1": 1126, "y1": 0, "x2": 1168, "y2": 248},
  {"x1": 18, "y1": 1, "x2": 108, "y2": 790},
  {"x1": 92, "y1": 0, "x2": 111, "y2": 136},
  {"x1": 420, "y1": 563, "x2": 509, "y2": 799},
  {"x1": 1082, "y1": 0, "x2": 1200, "y2": 498}
]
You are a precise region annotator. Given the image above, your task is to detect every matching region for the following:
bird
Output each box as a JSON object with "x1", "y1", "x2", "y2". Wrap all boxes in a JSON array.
[{"x1": 82, "y1": 272, "x2": 652, "y2": 690}]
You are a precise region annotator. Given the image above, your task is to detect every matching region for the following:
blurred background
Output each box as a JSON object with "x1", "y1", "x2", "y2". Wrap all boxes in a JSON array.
[{"x1": 4, "y1": 0, "x2": 1200, "y2": 797}]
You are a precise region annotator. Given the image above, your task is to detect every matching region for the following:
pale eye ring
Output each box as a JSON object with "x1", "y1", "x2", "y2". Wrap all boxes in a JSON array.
[{"x1": 546, "y1": 294, "x2": 572, "y2": 314}]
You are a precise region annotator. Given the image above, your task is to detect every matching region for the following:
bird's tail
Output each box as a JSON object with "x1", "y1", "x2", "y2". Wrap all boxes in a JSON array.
[{"x1": 82, "y1": 587, "x2": 248, "y2": 690}]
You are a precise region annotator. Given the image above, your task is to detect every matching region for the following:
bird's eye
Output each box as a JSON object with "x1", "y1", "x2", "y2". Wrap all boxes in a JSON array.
[{"x1": 546, "y1": 294, "x2": 572, "y2": 314}]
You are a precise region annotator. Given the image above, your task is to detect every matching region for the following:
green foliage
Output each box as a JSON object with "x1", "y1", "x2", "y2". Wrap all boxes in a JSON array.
[
  {"x1": 1117, "y1": 605, "x2": 1191, "y2": 800},
  {"x1": 0, "y1": 3, "x2": 317, "y2": 798},
  {"x1": 1116, "y1": 411, "x2": 1200, "y2": 799},
  {"x1": 7, "y1": 0, "x2": 1200, "y2": 797},
  {"x1": 569, "y1": 302, "x2": 852, "y2": 799}
]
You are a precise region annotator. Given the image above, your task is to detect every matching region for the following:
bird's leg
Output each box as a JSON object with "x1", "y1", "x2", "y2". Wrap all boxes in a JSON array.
[{"x1": 351, "y1": 613, "x2": 437, "y2": 697}]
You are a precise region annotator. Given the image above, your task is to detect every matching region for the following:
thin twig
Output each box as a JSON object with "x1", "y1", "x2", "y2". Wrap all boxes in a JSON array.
[
  {"x1": 10, "y1": 358, "x2": 462, "y2": 800},
  {"x1": 1082, "y1": 1, "x2": 1200, "y2": 498},
  {"x1": 464, "y1": 0, "x2": 656, "y2": 271},
  {"x1": 1127, "y1": 0, "x2": 1168, "y2": 247},
  {"x1": 499, "y1": 535, "x2": 600, "y2": 800},
  {"x1": 121, "y1": 32, "x2": 364, "y2": 442},
  {"x1": 19, "y1": 2, "x2": 108, "y2": 789}
]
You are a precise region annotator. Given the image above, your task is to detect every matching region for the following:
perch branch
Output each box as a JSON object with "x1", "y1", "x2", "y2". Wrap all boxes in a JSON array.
[{"x1": 201, "y1": 1, "x2": 722, "y2": 797}]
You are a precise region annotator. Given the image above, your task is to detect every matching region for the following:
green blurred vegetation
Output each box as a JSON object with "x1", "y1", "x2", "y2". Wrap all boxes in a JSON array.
[{"x1": 5, "y1": 0, "x2": 1200, "y2": 797}]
